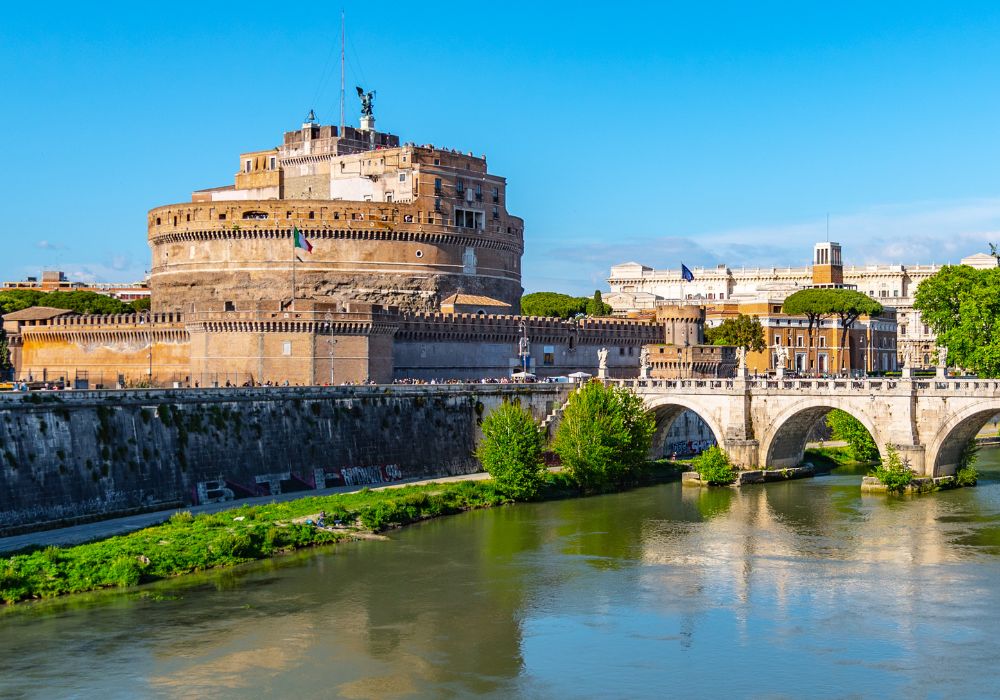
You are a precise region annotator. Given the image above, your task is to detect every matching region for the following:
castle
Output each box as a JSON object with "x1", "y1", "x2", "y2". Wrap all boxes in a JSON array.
[{"x1": 6, "y1": 108, "x2": 668, "y2": 387}]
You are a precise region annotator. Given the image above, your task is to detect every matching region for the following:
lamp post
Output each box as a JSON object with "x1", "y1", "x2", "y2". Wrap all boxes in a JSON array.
[
  {"x1": 518, "y1": 321, "x2": 530, "y2": 376},
  {"x1": 325, "y1": 312, "x2": 336, "y2": 386}
]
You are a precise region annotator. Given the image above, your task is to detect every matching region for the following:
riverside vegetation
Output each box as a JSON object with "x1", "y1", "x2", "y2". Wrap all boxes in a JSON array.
[{"x1": 1, "y1": 382, "x2": 670, "y2": 605}]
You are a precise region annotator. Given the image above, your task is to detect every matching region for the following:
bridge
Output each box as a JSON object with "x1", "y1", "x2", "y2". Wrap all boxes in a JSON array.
[{"x1": 607, "y1": 377, "x2": 1000, "y2": 477}]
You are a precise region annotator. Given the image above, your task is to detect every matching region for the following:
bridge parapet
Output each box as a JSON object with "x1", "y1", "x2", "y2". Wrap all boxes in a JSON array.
[{"x1": 608, "y1": 377, "x2": 1000, "y2": 398}]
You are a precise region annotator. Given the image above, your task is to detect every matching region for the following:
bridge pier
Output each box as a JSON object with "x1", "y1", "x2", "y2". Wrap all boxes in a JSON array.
[
  {"x1": 724, "y1": 439, "x2": 759, "y2": 469},
  {"x1": 894, "y1": 444, "x2": 927, "y2": 477}
]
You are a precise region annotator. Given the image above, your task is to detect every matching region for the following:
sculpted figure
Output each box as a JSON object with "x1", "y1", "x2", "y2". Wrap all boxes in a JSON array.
[
  {"x1": 598, "y1": 346, "x2": 609, "y2": 370},
  {"x1": 735, "y1": 346, "x2": 747, "y2": 370},
  {"x1": 640, "y1": 346, "x2": 650, "y2": 370},
  {"x1": 356, "y1": 86, "x2": 375, "y2": 117},
  {"x1": 775, "y1": 344, "x2": 789, "y2": 365}
]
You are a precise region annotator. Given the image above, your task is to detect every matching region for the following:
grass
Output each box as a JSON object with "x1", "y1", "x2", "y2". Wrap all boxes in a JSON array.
[
  {"x1": 803, "y1": 446, "x2": 870, "y2": 470},
  {"x1": 0, "y1": 463, "x2": 685, "y2": 606}
]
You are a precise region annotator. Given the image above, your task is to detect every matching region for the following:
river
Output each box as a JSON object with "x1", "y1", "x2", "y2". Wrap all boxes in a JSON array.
[{"x1": 5, "y1": 450, "x2": 1000, "y2": 699}]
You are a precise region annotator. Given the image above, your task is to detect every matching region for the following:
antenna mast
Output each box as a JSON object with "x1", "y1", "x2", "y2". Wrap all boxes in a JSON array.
[{"x1": 339, "y1": 10, "x2": 345, "y2": 134}]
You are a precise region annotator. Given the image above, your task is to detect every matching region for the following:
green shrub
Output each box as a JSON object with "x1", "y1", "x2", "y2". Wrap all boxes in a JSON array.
[
  {"x1": 691, "y1": 446, "x2": 737, "y2": 485},
  {"x1": 169, "y1": 510, "x2": 194, "y2": 525},
  {"x1": 872, "y1": 445, "x2": 913, "y2": 493},
  {"x1": 552, "y1": 381, "x2": 655, "y2": 491},
  {"x1": 105, "y1": 556, "x2": 144, "y2": 588},
  {"x1": 476, "y1": 400, "x2": 545, "y2": 500},
  {"x1": 826, "y1": 410, "x2": 878, "y2": 462},
  {"x1": 956, "y1": 439, "x2": 979, "y2": 486}
]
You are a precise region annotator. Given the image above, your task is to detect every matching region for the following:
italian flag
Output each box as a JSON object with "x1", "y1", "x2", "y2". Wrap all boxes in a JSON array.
[{"x1": 293, "y1": 226, "x2": 313, "y2": 253}]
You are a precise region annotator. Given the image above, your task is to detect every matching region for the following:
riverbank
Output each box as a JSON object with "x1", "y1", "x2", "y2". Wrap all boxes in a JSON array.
[{"x1": 0, "y1": 463, "x2": 684, "y2": 605}]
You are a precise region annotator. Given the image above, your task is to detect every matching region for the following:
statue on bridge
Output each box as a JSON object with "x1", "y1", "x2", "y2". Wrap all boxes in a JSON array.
[
  {"x1": 735, "y1": 346, "x2": 749, "y2": 378},
  {"x1": 639, "y1": 346, "x2": 651, "y2": 379},
  {"x1": 598, "y1": 346, "x2": 609, "y2": 379},
  {"x1": 936, "y1": 345, "x2": 949, "y2": 378},
  {"x1": 774, "y1": 344, "x2": 789, "y2": 378}
]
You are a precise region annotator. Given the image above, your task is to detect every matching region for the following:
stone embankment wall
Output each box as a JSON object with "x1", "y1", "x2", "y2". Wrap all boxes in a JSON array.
[{"x1": 0, "y1": 384, "x2": 570, "y2": 536}]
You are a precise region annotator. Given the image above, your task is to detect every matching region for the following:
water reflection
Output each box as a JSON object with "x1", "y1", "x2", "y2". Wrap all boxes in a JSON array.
[{"x1": 3, "y1": 450, "x2": 1000, "y2": 698}]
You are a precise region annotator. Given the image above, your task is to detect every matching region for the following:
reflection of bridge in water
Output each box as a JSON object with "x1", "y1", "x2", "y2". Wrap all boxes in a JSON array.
[{"x1": 607, "y1": 377, "x2": 1000, "y2": 476}]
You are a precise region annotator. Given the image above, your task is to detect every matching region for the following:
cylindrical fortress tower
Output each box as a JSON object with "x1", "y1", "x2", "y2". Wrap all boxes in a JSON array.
[{"x1": 147, "y1": 125, "x2": 524, "y2": 313}]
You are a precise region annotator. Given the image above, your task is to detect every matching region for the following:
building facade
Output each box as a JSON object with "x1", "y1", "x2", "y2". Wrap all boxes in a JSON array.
[
  {"x1": 150, "y1": 117, "x2": 523, "y2": 314},
  {"x1": 607, "y1": 244, "x2": 995, "y2": 369}
]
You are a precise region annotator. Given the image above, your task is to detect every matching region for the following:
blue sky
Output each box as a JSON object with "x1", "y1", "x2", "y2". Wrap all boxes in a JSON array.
[{"x1": 3, "y1": 2, "x2": 1000, "y2": 295}]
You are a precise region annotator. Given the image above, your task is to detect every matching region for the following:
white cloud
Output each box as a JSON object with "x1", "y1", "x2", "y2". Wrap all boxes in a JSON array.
[
  {"x1": 35, "y1": 240, "x2": 65, "y2": 250},
  {"x1": 524, "y1": 196, "x2": 1000, "y2": 293}
]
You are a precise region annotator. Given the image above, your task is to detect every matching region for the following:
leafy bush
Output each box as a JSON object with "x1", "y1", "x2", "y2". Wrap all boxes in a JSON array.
[
  {"x1": 826, "y1": 410, "x2": 879, "y2": 462},
  {"x1": 169, "y1": 510, "x2": 194, "y2": 525},
  {"x1": 552, "y1": 381, "x2": 655, "y2": 491},
  {"x1": 691, "y1": 446, "x2": 737, "y2": 485},
  {"x1": 956, "y1": 439, "x2": 979, "y2": 486},
  {"x1": 476, "y1": 400, "x2": 545, "y2": 500},
  {"x1": 872, "y1": 445, "x2": 913, "y2": 493}
]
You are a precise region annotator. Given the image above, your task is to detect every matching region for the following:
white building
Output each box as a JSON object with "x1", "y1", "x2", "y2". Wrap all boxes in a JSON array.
[{"x1": 606, "y1": 249, "x2": 998, "y2": 370}]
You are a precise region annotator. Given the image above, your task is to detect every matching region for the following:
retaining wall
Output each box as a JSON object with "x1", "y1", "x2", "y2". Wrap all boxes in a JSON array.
[{"x1": 0, "y1": 384, "x2": 570, "y2": 536}]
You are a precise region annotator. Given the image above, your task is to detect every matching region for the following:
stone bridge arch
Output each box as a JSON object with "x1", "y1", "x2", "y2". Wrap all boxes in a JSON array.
[
  {"x1": 925, "y1": 401, "x2": 1000, "y2": 477},
  {"x1": 759, "y1": 398, "x2": 886, "y2": 469},
  {"x1": 644, "y1": 395, "x2": 727, "y2": 459}
]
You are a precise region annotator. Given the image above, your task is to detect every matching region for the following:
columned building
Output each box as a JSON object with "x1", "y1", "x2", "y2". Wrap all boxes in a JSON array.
[{"x1": 607, "y1": 244, "x2": 997, "y2": 370}]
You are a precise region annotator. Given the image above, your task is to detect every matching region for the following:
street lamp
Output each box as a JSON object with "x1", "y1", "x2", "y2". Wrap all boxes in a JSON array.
[
  {"x1": 518, "y1": 321, "x2": 530, "y2": 376},
  {"x1": 325, "y1": 312, "x2": 336, "y2": 385}
]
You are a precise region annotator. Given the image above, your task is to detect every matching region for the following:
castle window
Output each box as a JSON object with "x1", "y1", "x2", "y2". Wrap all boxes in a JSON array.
[
  {"x1": 434, "y1": 158, "x2": 440, "y2": 165},
  {"x1": 434, "y1": 178, "x2": 442, "y2": 195},
  {"x1": 334, "y1": 212, "x2": 340, "y2": 220},
  {"x1": 269, "y1": 156, "x2": 276, "y2": 170},
  {"x1": 224, "y1": 301, "x2": 235, "y2": 312},
  {"x1": 492, "y1": 186, "x2": 499, "y2": 203},
  {"x1": 244, "y1": 160, "x2": 251, "y2": 173},
  {"x1": 415, "y1": 250, "x2": 423, "y2": 258},
  {"x1": 493, "y1": 206, "x2": 499, "y2": 220},
  {"x1": 186, "y1": 214, "x2": 190, "y2": 222},
  {"x1": 434, "y1": 198, "x2": 442, "y2": 213},
  {"x1": 155, "y1": 217, "x2": 161, "y2": 225},
  {"x1": 286, "y1": 211, "x2": 292, "y2": 219},
  {"x1": 399, "y1": 173, "x2": 406, "y2": 182},
  {"x1": 282, "y1": 341, "x2": 292, "y2": 356},
  {"x1": 308, "y1": 211, "x2": 315, "y2": 219},
  {"x1": 218, "y1": 213, "x2": 226, "y2": 220}
]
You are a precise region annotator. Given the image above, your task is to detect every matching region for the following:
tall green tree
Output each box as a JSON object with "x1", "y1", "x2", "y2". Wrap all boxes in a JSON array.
[
  {"x1": 914, "y1": 264, "x2": 1000, "y2": 377},
  {"x1": 782, "y1": 288, "x2": 882, "y2": 373},
  {"x1": 704, "y1": 314, "x2": 766, "y2": 352},
  {"x1": 585, "y1": 290, "x2": 612, "y2": 316},
  {"x1": 825, "y1": 409, "x2": 878, "y2": 462},
  {"x1": 476, "y1": 400, "x2": 546, "y2": 500},
  {"x1": 552, "y1": 381, "x2": 655, "y2": 491}
]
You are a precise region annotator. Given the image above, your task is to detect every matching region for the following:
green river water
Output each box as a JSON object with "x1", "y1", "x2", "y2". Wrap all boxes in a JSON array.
[{"x1": 4, "y1": 450, "x2": 1000, "y2": 699}]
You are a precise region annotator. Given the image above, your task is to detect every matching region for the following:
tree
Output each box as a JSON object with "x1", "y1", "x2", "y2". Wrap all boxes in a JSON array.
[
  {"x1": 0, "y1": 329, "x2": 9, "y2": 377},
  {"x1": 704, "y1": 314, "x2": 766, "y2": 352},
  {"x1": 552, "y1": 381, "x2": 655, "y2": 491},
  {"x1": 585, "y1": 290, "x2": 612, "y2": 317},
  {"x1": 783, "y1": 288, "x2": 882, "y2": 374},
  {"x1": 521, "y1": 292, "x2": 587, "y2": 319},
  {"x1": 0, "y1": 290, "x2": 45, "y2": 316},
  {"x1": 128, "y1": 298, "x2": 152, "y2": 312},
  {"x1": 914, "y1": 264, "x2": 1000, "y2": 377},
  {"x1": 0, "y1": 289, "x2": 136, "y2": 317},
  {"x1": 476, "y1": 400, "x2": 546, "y2": 500},
  {"x1": 825, "y1": 409, "x2": 878, "y2": 462},
  {"x1": 691, "y1": 446, "x2": 737, "y2": 485},
  {"x1": 872, "y1": 444, "x2": 913, "y2": 493},
  {"x1": 826, "y1": 290, "x2": 883, "y2": 366}
]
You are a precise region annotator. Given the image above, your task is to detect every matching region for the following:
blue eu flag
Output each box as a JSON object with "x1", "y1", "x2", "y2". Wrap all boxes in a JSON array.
[{"x1": 681, "y1": 264, "x2": 694, "y2": 282}]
